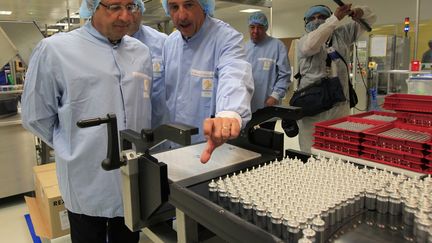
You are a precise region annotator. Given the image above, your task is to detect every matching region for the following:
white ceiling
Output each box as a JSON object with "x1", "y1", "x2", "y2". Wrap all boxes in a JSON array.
[
  {"x1": 0, "y1": 0, "x2": 431, "y2": 34},
  {"x1": 0, "y1": 0, "x2": 81, "y2": 28},
  {"x1": 0, "y1": 0, "x2": 268, "y2": 29}
]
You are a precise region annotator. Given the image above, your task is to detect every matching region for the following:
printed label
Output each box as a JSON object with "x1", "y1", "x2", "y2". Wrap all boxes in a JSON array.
[{"x1": 59, "y1": 210, "x2": 70, "y2": 230}]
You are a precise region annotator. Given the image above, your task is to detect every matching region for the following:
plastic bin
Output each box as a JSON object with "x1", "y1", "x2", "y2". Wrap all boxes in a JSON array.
[
  {"x1": 350, "y1": 111, "x2": 398, "y2": 122},
  {"x1": 383, "y1": 94, "x2": 432, "y2": 113},
  {"x1": 363, "y1": 122, "x2": 432, "y2": 152},
  {"x1": 406, "y1": 74, "x2": 432, "y2": 95},
  {"x1": 314, "y1": 116, "x2": 388, "y2": 144},
  {"x1": 313, "y1": 136, "x2": 362, "y2": 157},
  {"x1": 397, "y1": 112, "x2": 432, "y2": 127},
  {"x1": 361, "y1": 141, "x2": 425, "y2": 158},
  {"x1": 361, "y1": 147, "x2": 427, "y2": 173}
]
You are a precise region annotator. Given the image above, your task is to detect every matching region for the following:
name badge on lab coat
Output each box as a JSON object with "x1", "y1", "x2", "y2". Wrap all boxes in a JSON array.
[
  {"x1": 153, "y1": 59, "x2": 162, "y2": 78},
  {"x1": 263, "y1": 60, "x2": 272, "y2": 70},
  {"x1": 259, "y1": 58, "x2": 275, "y2": 71},
  {"x1": 202, "y1": 79, "x2": 213, "y2": 97},
  {"x1": 144, "y1": 79, "x2": 150, "y2": 98},
  {"x1": 133, "y1": 72, "x2": 151, "y2": 98}
]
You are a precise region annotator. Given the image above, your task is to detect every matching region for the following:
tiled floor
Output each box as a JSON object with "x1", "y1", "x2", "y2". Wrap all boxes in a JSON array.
[{"x1": 0, "y1": 122, "x2": 299, "y2": 243}]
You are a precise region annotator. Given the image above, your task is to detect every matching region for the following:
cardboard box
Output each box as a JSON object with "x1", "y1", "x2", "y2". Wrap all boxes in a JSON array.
[
  {"x1": 32, "y1": 163, "x2": 56, "y2": 198},
  {"x1": 26, "y1": 163, "x2": 69, "y2": 239},
  {"x1": 32, "y1": 162, "x2": 56, "y2": 174}
]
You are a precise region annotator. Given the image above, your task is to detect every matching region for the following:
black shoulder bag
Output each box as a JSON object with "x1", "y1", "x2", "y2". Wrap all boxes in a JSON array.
[
  {"x1": 289, "y1": 37, "x2": 358, "y2": 116},
  {"x1": 289, "y1": 75, "x2": 345, "y2": 116},
  {"x1": 289, "y1": 40, "x2": 346, "y2": 117}
]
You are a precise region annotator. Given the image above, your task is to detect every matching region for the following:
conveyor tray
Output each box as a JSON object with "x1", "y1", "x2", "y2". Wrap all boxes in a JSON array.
[{"x1": 168, "y1": 149, "x2": 419, "y2": 243}]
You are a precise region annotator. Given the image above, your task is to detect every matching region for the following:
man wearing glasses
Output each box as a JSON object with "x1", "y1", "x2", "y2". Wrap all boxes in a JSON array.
[
  {"x1": 21, "y1": 0, "x2": 152, "y2": 242},
  {"x1": 296, "y1": 4, "x2": 376, "y2": 153}
]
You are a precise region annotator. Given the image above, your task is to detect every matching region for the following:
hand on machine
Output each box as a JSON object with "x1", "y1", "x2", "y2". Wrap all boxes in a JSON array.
[
  {"x1": 201, "y1": 105, "x2": 304, "y2": 164},
  {"x1": 333, "y1": 0, "x2": 372, "y2": 32},
  {"x1": 201, "y1": 117, "x2": 241, "y2": 164}
]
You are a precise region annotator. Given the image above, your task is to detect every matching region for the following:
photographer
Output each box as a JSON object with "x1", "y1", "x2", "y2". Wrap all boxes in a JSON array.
[{"x1": 296, "y1": 4, "x2": 376, "y2": 153}]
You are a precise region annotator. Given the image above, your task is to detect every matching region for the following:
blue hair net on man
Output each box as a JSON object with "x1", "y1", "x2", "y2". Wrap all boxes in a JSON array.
[
  {"x1": 161, "y1": 0, "x2": 215, "y2": 17},
  {"x1": 79, "y1": 0, "x2": 145, "y2": 18},
  {"x1": 248, "y1": 12, "x2": 268, "y2": 30},
  {"x1": 304, "y1": 5, "x2": 332, "y2": 22}
]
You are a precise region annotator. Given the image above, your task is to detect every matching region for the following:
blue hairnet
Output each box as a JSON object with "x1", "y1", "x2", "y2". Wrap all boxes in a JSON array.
[
  {"x1": 79, "y1": 0, "x2": 145, "y2": 18},
  {"x1": 161, "y1": 0, "x2": 215, "y2": 17},
  {"x1": 248, "y1": 12, "x2": 268, "y2": 30},
  {"x1": 304, "y1": 5, "x2": 331, "y2": 20}
]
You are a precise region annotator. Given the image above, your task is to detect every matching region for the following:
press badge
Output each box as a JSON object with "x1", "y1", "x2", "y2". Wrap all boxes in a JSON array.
[
  {"x1": 327, "y1": 47, "x2": 340, "y2": 60},
  {"x1": 201, "y1": 79, "x2": 213, "y2": 97}
]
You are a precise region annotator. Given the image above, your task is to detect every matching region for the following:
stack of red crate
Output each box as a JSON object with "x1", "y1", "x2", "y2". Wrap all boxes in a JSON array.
[
  {"x1": 312, "y1": 94, "x2": 432, "y2": 174},
  {"x1": 384, "y1": 94, "x2": 432, "y2": 173},
  {"x1": 396, "y1": 112, "x2": 432, "y2": 173},
  {"x1": 313, "y1": 115, "x2": 390, "y2": 157},
  {"x1": 361, "y1": 122, "x2": 432, "y2": 173},
  {"x1": 426, "y1": 141, "x2": 432, "y2": 172}
]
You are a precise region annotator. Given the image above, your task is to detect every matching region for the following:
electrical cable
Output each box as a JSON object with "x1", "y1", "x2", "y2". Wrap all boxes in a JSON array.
[
  {"x1": 354, "y1": 43, "x2": 385, "y2": 110},
  {"x1": 353, "y1": 43, "x2": 368, "y2": 111}
]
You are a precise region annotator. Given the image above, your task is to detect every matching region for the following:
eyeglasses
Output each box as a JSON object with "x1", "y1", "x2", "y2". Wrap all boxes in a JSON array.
[
  {"x1": 99, "y1": 2, "x2": 140, "y2": 14},
  {"x1": 306, "y1": 14, "x2": 328, "y2": 23}
]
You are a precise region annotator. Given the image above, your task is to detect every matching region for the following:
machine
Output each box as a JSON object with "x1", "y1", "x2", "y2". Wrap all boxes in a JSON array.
[
  {"x1": 77, "y1": 106, "x2": 431, "y2": 243},
  {"x1": 77, "y1": 106, "x2": 302, "y2": 242}
]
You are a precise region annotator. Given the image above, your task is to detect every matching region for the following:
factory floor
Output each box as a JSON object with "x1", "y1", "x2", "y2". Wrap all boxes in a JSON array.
[{"x1": 0, "y1": 122, "x2": 299, "y2": 243}]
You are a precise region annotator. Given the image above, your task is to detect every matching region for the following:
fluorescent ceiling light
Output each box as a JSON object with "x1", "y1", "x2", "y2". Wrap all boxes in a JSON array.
[
  {"x1": 47, "y1": 29, "x2": 60, "y2": 32},
  {"x1": 240, "y1": 9, "x2": 261, "y2": 13},
  {"x1": 0, "y1": 11, "x2": 12, "y2": 15}
]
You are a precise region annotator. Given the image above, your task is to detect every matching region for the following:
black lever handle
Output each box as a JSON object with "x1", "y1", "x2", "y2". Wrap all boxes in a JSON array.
[
  {"x1": 77, "y1": 117, "x2": 110, "y2": 128},
  {"x1": 333, "y1": 0, "x2": 372, "y2": 32},
  {"x1": 77, "y1": 114, "x2": 124, "y2": 171},
  {"x1": 243, "y1": 105, "x2": 303, "y2": 133}
]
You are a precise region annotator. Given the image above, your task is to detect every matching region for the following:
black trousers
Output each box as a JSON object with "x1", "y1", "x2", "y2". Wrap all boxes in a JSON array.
[
  {"x1": 67, "y1": 210, "x2": 139, "y2": 243},
  {"x1": 259, "y1": 121, "x2": 276, "y2": 130}
]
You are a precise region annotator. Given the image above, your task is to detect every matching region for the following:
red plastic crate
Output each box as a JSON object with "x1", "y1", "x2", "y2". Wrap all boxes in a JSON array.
[
  {"x1": 314, "y1": 134, "x2": 362, "y2": 146},
  {"x1": 383, "y1": 94, "x2": 432, "y2": 113},
  {"x1": 350, "y1": 111, "x2": 398, "y2": 122},
  {"x1": 425, "y1": 154, "x2": 432, "y2": 164},
  {"x1": 362, "y1": 146, "x2": 425, "y2": 164},
  {"x1": 313, "y1": 132, "x2": 361, "y2": 144},
  {"x1": 362, "y1": 139, "x2": 426, "y2": 158},
  {"x1": 361, "y1": 149, "x2": 427, "y2": 173},
  {"x1": 363, "y1": 122, "x2": 432, "y2": 151},
  {"x1": 313, "y1": 136, "x2": 361, "y2": 157},
  {"x1": 314, "y1": 117, "x2": 387, "y2": 143},
  {"x1": 397, "y1": 112, "x2": 432, "y2": 127},
  {"x1": 425, "y1": 164, "x2": 432, "y2": 173}
]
